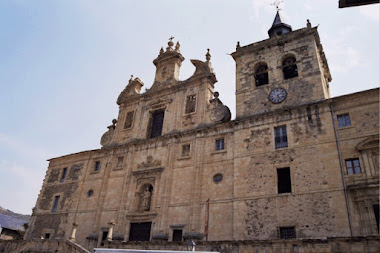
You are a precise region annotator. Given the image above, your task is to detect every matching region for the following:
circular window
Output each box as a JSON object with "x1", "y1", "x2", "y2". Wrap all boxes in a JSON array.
[
  {"x1": 88, "y1": 190, "x2": 94, "y2": 197},
  {"x1": 213, "y1": 173, "x2": 223, "y2": 183}
]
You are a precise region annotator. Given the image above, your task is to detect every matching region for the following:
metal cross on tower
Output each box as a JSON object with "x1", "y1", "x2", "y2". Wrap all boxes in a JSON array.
[{"x1": 271, "y1": 0, "x2": 284, "y2": 11}]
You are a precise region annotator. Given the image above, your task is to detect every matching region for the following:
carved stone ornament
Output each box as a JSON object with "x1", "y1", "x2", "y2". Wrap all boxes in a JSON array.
[
  {"x1": 117, "y1": 76, "x2": 144, "y2": 105},
  {"x1": 209, "y1": 92, "x2": 231, "y2": 122},
  {"x1": 100, "y1": 119, "x2": 117, "y2": 147},
  {"x1": 147, "y1": 98, "x2": 173, "y2": 110},
  {"x1": 137, "y1": 155, "x2": 161, "y2": 169}
]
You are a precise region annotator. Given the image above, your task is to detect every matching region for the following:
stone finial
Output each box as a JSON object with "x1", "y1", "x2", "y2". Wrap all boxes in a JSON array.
[
  {"x1": 106, "y1": 219, "x2": 116, "y2": 241},
  {"x1": 236, "y1": 41, "x2": 241, "y2": 49},
  {"x1": 112, "y1": 119, "x2": 117, "y2": 129},
  {"x1": 206, "y1": 48, "x2": 211, "y2": 61},
  {"x1": 129, "y1": 75, "x2": 133, "y2": 84},
  {"x1": 69, "y1": 221, "x2": 79, "y2": 241},
  {"x1": 175, "y1": 41, "x2": 180, "y2": 52},
  {"x1": 159, "y1": 47, "x2": 164, "y2": 55},
  {"x1": 167, "y1": 36, "x2": 174, "y2": 51},
  {"x1": 307, "y1": 19, "x2": 312, "y2": 29},
  {"x1": 213, "y1": 91, "x2": 219, "y2": 98}
]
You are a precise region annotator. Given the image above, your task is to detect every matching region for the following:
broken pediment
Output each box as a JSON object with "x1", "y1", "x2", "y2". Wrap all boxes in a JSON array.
[
  {"x1": 356, "y1": 135, "x2": 379, "y2": 151},
  {"x1": 117, "y1": 76, "x2": 144, "y2": 105},
  {"x1": 189, "y1": 59, "x2": 217, "y2": 83},
  {"x1": 188, "y1": 49, "x2": 217, "y2": 83}
]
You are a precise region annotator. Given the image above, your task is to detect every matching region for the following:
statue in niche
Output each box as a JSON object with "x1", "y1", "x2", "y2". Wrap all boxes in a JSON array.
[{"x1": 140, "y1": 186, "x2": 152, "y2": 211}]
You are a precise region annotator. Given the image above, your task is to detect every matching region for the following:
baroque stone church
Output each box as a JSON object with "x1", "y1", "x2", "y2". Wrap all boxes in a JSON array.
[{"x1": 25, "y1": 11, "x2": 379, "y2": 250}]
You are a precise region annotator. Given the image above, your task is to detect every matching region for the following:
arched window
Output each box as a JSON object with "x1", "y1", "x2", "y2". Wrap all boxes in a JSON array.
[
  {"x1": 255, "y1": 64, "x2": 269, "y2": 86},
  {"x1": 282, "y1": 57, "x2": 298, "y2": 79}
]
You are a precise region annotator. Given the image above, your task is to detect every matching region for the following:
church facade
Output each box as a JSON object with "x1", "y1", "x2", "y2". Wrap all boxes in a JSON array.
[{"x1": 25, "y1": 12, "x2": 379, "y2": 249}]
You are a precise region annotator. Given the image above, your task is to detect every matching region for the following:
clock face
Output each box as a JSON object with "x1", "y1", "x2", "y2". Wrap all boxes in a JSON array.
[{"x1": 269, "y1": 88, "x2": 287, "y2": 104}]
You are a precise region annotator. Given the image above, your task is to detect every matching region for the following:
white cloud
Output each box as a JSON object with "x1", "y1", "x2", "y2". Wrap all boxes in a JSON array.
[{"x1": 359, "y1": 5, "x2": 379, "y2": 22}]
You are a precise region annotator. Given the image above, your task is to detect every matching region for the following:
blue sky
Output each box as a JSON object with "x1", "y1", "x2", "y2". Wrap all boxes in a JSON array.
[{"x1": 0, "y1": 0, "x2": 378, "y2": 215}]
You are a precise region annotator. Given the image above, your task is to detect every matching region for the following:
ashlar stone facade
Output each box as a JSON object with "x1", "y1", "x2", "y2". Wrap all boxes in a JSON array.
[{"x1": 25, "y1": 12, "x2": 379, "y2": 250}]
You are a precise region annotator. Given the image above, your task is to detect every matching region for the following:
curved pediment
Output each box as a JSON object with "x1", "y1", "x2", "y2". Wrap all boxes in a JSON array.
[
  {"x1": 356, "y1": 135, "x2": 379, "y2": 151},
  {"x1": 117, "y1": 77, "x2": 144, "y2": 105},
  {"x1": 189, "y1": 59, "x2": 217, "y2": 83}
]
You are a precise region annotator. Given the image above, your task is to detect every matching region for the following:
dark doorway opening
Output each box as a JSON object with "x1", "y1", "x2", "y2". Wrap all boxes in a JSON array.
[
  {"x1": 172, "y1": 229, "x2": 183, "y2": 241},
  {"x1": 100, "y1": 230, "x2": 108, "y2": 246},
  {"x1": 129, "y1": 222, "x2": 152, "y2": 241}
]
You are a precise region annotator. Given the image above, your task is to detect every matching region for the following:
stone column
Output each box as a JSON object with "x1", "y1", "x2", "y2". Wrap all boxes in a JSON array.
[
  {"x1": 124, "y1": 220, "x2": 131, "y2": 242},
  {"x1": 107, "y1": 220, "x2": 116, "y2": 241},
  {"x1": 69, "y1": 222, "x2": 78, "y2": 241}
]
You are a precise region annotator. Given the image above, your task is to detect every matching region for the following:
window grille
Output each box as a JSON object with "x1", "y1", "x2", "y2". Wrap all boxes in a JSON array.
[
  {"x1": 275, "y1": 126, "x2": 288, "y2": 149},
  {"x1": 215, "y1": 138, "x2": 225, "y2": 151},
  {"x1": 337, "y1": 114, "x2": 351, "y2": 128},
  {"x1": 345, "y1": 158, "x2": 361, "y2": 175},
  {"x1": 279, "y1": 227, "x2": 296, "y2": 239}
]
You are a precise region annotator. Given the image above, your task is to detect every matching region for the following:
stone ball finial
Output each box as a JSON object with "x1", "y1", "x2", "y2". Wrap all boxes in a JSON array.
[
  {"x1": 213, "y1": 91, "x2": 219, "y2": 98},
  {"x1": 206, "y1": 48, "x2": 211, "y2": 61},
  {"x1": 307, "y1": 19, "x2": 311, "y2": 29},
  {"x1": 112, "y1": 119, "x2": 117, "y2": 126},
  {"x1": 236, "y1": 41, "x2": 241, "y2": 49},
  {"x1": 167, "y1": 36, "x2": 174, "y2": 50}
]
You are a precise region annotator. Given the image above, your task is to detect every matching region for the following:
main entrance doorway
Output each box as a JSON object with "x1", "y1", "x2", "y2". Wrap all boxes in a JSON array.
[{"x1": 129, "y1": 222, "x2": 152, "y2": 241}]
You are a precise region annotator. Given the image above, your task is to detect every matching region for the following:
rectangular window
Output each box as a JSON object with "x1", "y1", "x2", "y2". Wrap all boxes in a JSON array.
[
  {"x1": 124, "y1": 111, "x2": 134, "y2": 129},
  {"x1": 274, "y1": 126, "x2": 288, "y2": 149},
  {"x1": 185, "y1": 95, "x2": 196, "y2": 114},
  {"x1": 279, "y1": 226, "x2": 296, "y2": 239},
  {"x1": 172, "y1": 229, "x2": 183, "y2": 242},
  {"x1": 94, "y1": 161, "x2": 100, "y2": 172},
  {"x1": 60, "y1": 167, "x2": 68, "y2": 183},
  {"x1": 345, "y1": 158, "x2": 361, "y2": 175},
  {"x1": 117, "y1": 157, "x2": 123, "y2": 167},
  {"x1": 149, "y1": 110, "x2": 165, "y2": 138},
  {"x1": 277, "y1": 167, "x2": 292, "y2": 194},
  {"x1": 52, "y1": 196, "x2": 60, "y2": 213},
  {"x1": 337, "y1": 114, "x2": 351, "y2": 128},
  {"x1": 182, "y1": 144, "x2": 190, "y2": 157},
  {"x1": 44, "y1": 233, "x2": 50, "y2": 239},
  {"x1": 215, "y1": 138, "x2": 225, "y2": 151}
]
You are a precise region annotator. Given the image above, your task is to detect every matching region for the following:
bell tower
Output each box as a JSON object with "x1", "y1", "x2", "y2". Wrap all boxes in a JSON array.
[
  {"x1": 152, "y1": 37, "x2": 184, "y2": 89},
  {"x1": 231, "y1": 11, "x2": 331, "y2": 119}
]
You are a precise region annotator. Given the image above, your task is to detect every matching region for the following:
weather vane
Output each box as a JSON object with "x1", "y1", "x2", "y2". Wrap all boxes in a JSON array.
[
  {"x1": 169, "y1": 36, "x2": 174, "y2": 42},
  {"x1": 271, "y1": 0, "x2": 283, "y2": 11}
]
